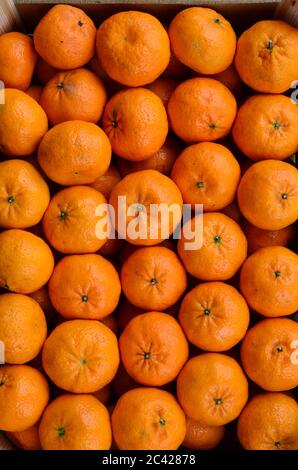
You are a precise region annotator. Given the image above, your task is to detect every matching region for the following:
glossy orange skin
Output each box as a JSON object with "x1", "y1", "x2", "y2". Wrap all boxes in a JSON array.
[
  {"x1": 112, "y1": 388, "x2": 186, "y2": 450},
  {"x1": 171, "y1": 142, "x2": 240, "y2": 211},
  {"x1": 39, "y1": 394, "x2": 112, "y2": 450},
  {"x1": 238, "y1": 393, "x2": 298, "y2": 450},
  {"x1": 178, "y1": 213, "x2": 247, "y2": 281},
  {"x1": 212, "y1": 64, "x2": 244, "y2": 99},
  {"x1": 0, "y1": 159, "x2": 50, "y2": 229},
  {"x1": 235, "y1": 20, "x2": 298, "y2": 93},
  {"x1": 96, "y1": 11, "x2": 170, "y2": 87},
  {"x1": 109, "y1": 169, "x2": 183, "y2": 245},
  {"x1": 121, "y1": 246, "x2": 187, "y2": 311},
  {"x1": 26, "y1": 85, "x2": 43, "y2": 103},
  {"x1": 237, "y1": 160, "x2": 298, "y2": 230},
  {"x1": 42, "y1": 186, "x2": 108, "y2": 254},
  {"x1": 42, "y1": 319, "x2": 119, "y2": 393},
  {"x1": 89, "y1": 163, "x2": 121, "y2": 199},
  {"x1": 168, "y1": 78, "x2": 237, "y2": 143},
  {"x1": 240, "y1": 246, "x2": 298, "y2": 317},
  {"x1": 177, "y1": 353, "x2": 248, "y2": 426},
  {"x1": 241, "y1": 318, "x2": 298, "y2": 392},
  {"x1": 0, "y1": 89, "x2": 48, "y2": 157},
  {"x1": 179, "y1": 282, "x2": 249, "y2": 352},
  {"x1": 169, "y1": 8, "x2": 236, "y2": 74},
  {"x1": 34, "y1": 5, "x2": 96, "y2": 70},
  {"x1": 48, "y1": 254, "x2": 121, "y2": 320},
  {"x1": 103, "y1": 88, "x2": 168, "y2": 161},
  {"x1": 35, "y1": 58, "x2": 58, "y2": 84},
  {"x1": 243, "y1": 221, "x2": 295, "y2": 254},
  {"x1": 117, "y1": 136, "x2": 181, "y2": 177},
  {"x1": 119, "y1": 312, "x2": 188, "y2": 386},
  {"x1": 0, "y1": 32, "x2": 37, "y2": 90},
  {"x1": 232, "y1": 95, "x2": 298, "y2": 161},
  {"x1": 0, "y1": 365, "x2": 49, "y2": 432},
  {"x1": 6, "y1": 423, "x2": 41, "y2": 450},
  {"x1": 38, "y1": 120, "x2": 111, "y2": 186},
  {"x1": 183, "y1": 417, "x2": 225, "y2": 450},
  {"x1": 40, "y1": 68, "x2": 107, "y2": 125},
  {"x1": 147, "y1": 78, "x2": 179, "y2": 107},
  {"x1": 0, "y1": 293, "x2": 47, "y2": 364},
  {"x1": 0, "y1": 229, "x2": 54, "y2": 294}
]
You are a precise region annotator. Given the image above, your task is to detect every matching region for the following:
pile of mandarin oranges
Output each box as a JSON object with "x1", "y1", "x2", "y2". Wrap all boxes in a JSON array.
[{"x1": 0, "y1": 4, "x2": 297, "y2": 451}]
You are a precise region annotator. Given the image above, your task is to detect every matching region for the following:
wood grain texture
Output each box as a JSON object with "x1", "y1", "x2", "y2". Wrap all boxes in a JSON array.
[{"x1": 276, "y1": 0, "x2": 298, "y2": 26}]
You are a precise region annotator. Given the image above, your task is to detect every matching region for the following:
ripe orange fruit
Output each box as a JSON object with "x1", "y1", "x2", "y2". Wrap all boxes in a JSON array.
[
  {"x1": 112, "y1": 363, "x2": 139, "y2": 398},
  {"x1": 121, "y1": 246, "x2": 187, "y2": 310},
  {"x1": 163, "y1": 49, "x2": 189, "y2": 79},
  {"x1": 39, "y1": 394, "x2": 112, "y2": 450},
  {"x1": 147, "y1": 78, "x2": 178, "y2": 107},
  {"x1": 119, "y1": 312, "x2": 188, "y2": 386},
  {"x1": 42, "y1": 185, "x2": 108, "y2": 254},
  {"x1": 42, "y1": 319, "x2": 119, "y2": 393},
  {"x1": 0, "y1": 32, "x2": 37, "y2": 90},
  {"x1": 35, "y1": 57, "x2": 57, "y2": 84},
  {"x1": 112, "y1": 387, "x2": 186, "y2": 450},
  {"x1": 240, "y1": 318, "x2": 298, "y2": 391},
  {"x1": 40, "y1": 68, "x2": 107, "y2": 125},
  {"x1": 117, "y1": 136, "x2": 181, "y2": 177},
  {"x1": 183, "y1": 417, "x2": 225, "y2": 450},
  {"x1": 6, "y1": 423, "x2": 41, "y2": 450},
  {"x1": 240, "y1": 246, "x2": 298, "y2": 317},
  {"x1": 168, "y1": 78, "x2": 237, "y2": 143},
  {"x1": 0, "y1": 364, "x2": 49, "y2": 432},
  {"x1": 220, "y1": 200, "x2": 243, "y2": 224},
  {"x1": 235, "y1": 20, "x2": 298, "y2": 93},
  {"x1": 171, "y1": 142, "x2": 240, "y2": 211},
  {"x1": 212, "y1": 64, "x2": 244, "y2": 99},
  {"x1": 237, "y1": 393, "x2": 298, "y2": 450},
  {"x1": 109, "y1": 169, "x2": 182, "y2": 246},
  {"x1": 103, "y1": 88, "x2": 168, "y2": 161},
  {"x1": 48, "y1": 254, "x2": 121, "y2": 320},
  {"x1": 169, "y1": 8, "x2": 236, "y2": 74},
  {"x1": 93, "y1": 384, "x2": 112, "y2": 406},
  {"x1": 177, "y1": 353, "x2": 248, "y2": 425},
  {"x1": 237, "y1": 160, "x2": 298, "y2": 230},
  {"x1": 0, "y1": 159, "x2": 50, "y2": 229},
  {"x1": 0, "y1": 89, "x2": 48, "y2": 157},
  {"x1": 232, "y1": 95, "x2": 298, "y2": 161},
  {"x1": 179, "y1": 282, "x2": 249, "y2": 352},
  {"x1": 0, "y1": 293, "x2": 47, "y2": 364},
  {"x1": 26, "y1": 85, "x2": 43, "y2": 103},
  {"x1": 178, "y1": 213, "x2": 247, "y2": 281},
  {"x1": 89, "y1": 163, "x2": 121, "y2": 199},
  {"x1": 96, "y1": 11, "x2": 170, "y2": 87},
  {"x1": 100, "y1": 313, "x2": 119, "y2": 336},
  {"x1": 0, "y1": 229, "x2": 54, "y2": 294},
  {"x1": 243, "y1": 221, "x2": 295, "y2": 254},
  {"x1": 38, "y1": 120, "x2": 111, "y2": 186},
  {"x1": 98, "y1": 237, "x2": 124, "y2": 258},
  {"x1": 34, "y1": 5, "x2": 96, "y2": 69},
  {"x1": 29, "y1": 285, "x2": 56, "y2": 321},
  {"x1": 117, "y1": 299, "x2": 145, "y2": 332}
]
